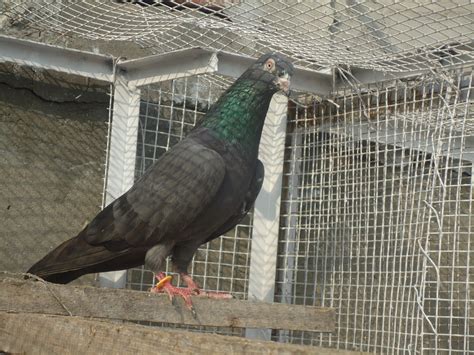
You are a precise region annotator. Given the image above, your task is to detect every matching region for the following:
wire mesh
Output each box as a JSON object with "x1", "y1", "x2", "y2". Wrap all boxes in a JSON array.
[
  {"x1": 3, "y1": 1, "x2": 474, "y2": 72},
  {"x1": 276, "y1": 68, "x2": 473, "y2": 353},
  {"x1": 0, "y1": 61, "x2": 110, "y2": 285},
  {"x1": 2, "y1": 1, "x2": 474, "y2": 353}
]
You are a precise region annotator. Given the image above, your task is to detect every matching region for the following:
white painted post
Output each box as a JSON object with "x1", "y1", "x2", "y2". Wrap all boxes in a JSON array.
[
  {"x1": 246, "y1": 93, "x2": 289, "y2": 340},
  {"x1": 99, "y1": 73, "x2": 141, "y2": 288}
]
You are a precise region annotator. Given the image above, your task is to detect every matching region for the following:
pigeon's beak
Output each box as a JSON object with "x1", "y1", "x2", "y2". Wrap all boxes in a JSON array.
[{"x1": 276, "y1": 72, "x2": 290, "y2": 94}]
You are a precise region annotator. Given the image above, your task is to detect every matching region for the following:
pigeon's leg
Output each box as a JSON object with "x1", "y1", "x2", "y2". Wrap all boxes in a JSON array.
[
  {"x1": 146, "y1": 244, "x2": 198, "y2": 312},
  {"x1": 150, "y1": 272, "x2": 197, "y2": 312},
  {"x1": 171, "y1": 243, "x2": 233, "y2": 300},
  {"x1": 151, "y1": 243, "x2": 232, "y2": 313}
]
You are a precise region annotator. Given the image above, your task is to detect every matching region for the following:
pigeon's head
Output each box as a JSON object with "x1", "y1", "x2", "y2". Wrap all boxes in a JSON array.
[{"x1": 244, "y1": 52, "x2": 294, "y2": 94}]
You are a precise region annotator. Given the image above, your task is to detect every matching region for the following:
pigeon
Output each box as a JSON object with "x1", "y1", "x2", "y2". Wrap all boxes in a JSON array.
[{"x1": 27, "y1": 52, "x2": 294, "y2": 309}]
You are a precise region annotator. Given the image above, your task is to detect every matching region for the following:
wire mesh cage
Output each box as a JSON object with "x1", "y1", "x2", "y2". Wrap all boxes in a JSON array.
[
  {"x1": 276, "y1": 69, "x2": 473, "y2": 353},
  {"x1": 1, "y1": 1, "x2": 473, "y2": 354}
]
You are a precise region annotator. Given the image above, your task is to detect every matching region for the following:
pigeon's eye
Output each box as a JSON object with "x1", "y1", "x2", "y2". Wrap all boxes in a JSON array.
[{"x1": 264, "y1": 58, "x2": 275, "y2": 72}]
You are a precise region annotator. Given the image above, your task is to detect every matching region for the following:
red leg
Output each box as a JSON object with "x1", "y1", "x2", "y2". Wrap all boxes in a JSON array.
[
  {"x1": 150, "y1": 272, "x2": 196, "y2": 312},
  {"x1": 150, "y1": 272, "x2": 233, "y2": 311}
]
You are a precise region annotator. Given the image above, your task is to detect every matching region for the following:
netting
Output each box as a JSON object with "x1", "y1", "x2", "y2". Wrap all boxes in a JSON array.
[
  {"x1": 1, "y1": 1, "x2": 474, "y2": 354},
  {"x1": 2, "y1": 0, "x2": 474, "y2": 72},
  {"x1": 276, "y1": 68, "x2": 473, "y2": 353},
  {"x1": 0, "y1": 61, "x2": 110, "y2": 285}
]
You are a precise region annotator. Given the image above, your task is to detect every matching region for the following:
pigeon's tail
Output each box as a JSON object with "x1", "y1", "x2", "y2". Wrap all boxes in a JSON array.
[{"x1": 27, "y1": 235, "x2": 146, "y2": 284}]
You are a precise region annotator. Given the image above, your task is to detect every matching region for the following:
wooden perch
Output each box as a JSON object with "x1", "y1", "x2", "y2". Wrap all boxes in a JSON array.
[
  {"x1": 0, "y1": 275, "x2": 335, "y2": 332},
  {"x1": 0, "y1": 312, "x2": 366, "y2": 355}
]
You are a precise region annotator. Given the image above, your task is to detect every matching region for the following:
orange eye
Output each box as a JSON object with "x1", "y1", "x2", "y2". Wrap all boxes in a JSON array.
[{"x1": 264, "y1": 58, "x2": 275, "y2": 71}]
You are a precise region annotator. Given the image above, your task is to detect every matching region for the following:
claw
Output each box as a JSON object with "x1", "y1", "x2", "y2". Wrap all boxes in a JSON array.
[{"x1": 191, "y1": 306, "x2": 197, "y2": 320}]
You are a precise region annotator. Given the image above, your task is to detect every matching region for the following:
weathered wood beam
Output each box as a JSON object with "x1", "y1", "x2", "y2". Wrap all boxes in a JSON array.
[
  {"x1": 0, "y1": 312, "x2": 366, "y2": 355},
  {"x1": 0, "y1": 275, "x2": 335, "y2": 332}
]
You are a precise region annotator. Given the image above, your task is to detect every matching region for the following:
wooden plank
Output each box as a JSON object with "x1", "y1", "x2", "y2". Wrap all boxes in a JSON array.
[
  {"x1": 0, "y1": 312, "x2": 364, "y2": 355},
  {"x1": 0, "y1": 275, "x2": 335, "y2": 332}
]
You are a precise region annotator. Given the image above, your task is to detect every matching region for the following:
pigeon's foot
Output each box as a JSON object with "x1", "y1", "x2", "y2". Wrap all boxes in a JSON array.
[
  {"x1": 150, "y1": 272, "x2": 233, "y2": 315},
  {"x1": 151, "y1": 272, "x2": 196, "y2": 312},
  {"x1": 180, "y1": 273, "x2": 233, "y2": 300}
]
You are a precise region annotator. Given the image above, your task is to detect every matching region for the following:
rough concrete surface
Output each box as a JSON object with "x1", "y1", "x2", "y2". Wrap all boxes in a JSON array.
[{"x1": 0, "y1": 64, "x2": 109, "y2": 285}]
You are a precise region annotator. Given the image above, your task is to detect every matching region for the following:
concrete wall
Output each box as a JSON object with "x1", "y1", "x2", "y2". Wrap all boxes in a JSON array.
[{"x1": 0, "y1": 63, "x2": 109, "y2": 285}]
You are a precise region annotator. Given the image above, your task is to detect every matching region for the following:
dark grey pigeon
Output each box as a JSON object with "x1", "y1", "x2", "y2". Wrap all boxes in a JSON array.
[{"x1": 28, "y1": 52, "x2": 293, "y2": 307}]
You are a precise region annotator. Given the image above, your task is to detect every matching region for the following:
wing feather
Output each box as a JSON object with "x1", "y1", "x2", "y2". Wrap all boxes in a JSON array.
[{"x1": 83, "y1": 138, "x2": 226, "y2": 247}]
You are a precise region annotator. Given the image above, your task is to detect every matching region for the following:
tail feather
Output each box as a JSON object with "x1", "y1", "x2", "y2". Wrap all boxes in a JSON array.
[{"x1": 27, "y1": 235, "x2": 146, "y2": 284}]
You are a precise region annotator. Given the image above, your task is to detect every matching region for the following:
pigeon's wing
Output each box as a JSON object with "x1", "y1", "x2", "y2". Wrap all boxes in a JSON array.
[
  {"x1": 83, "y1": 138, "x2": 226, "y2": 247},
  {"x1": 170, "y1": 159, "x2": 264, "y2": 272},
  {"x1": 205, "y1": 159, "x2": 264, "y2": 242}
]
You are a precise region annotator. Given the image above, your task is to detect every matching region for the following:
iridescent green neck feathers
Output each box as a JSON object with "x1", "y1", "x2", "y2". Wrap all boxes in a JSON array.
[{"x1": 202, "y1": 78, "x2": 275, "y2": 156}]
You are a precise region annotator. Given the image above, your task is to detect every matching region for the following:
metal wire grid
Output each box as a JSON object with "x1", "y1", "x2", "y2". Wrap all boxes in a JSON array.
[
  {"x1": 275, "y1": 69, "x2": 473, "y2": 353},
  {"x1": 4, "y1": 1, "x2": 474, "y2": 72},
  {"x1": 2, "y1": 1, "x2": 473, "y2": 349},
  {"x1": 126, "y1": 74, "x2": 253, "y2": 303},
  {"x1": 420, "y1": 70, "x2": 473, "y2": 354}
]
